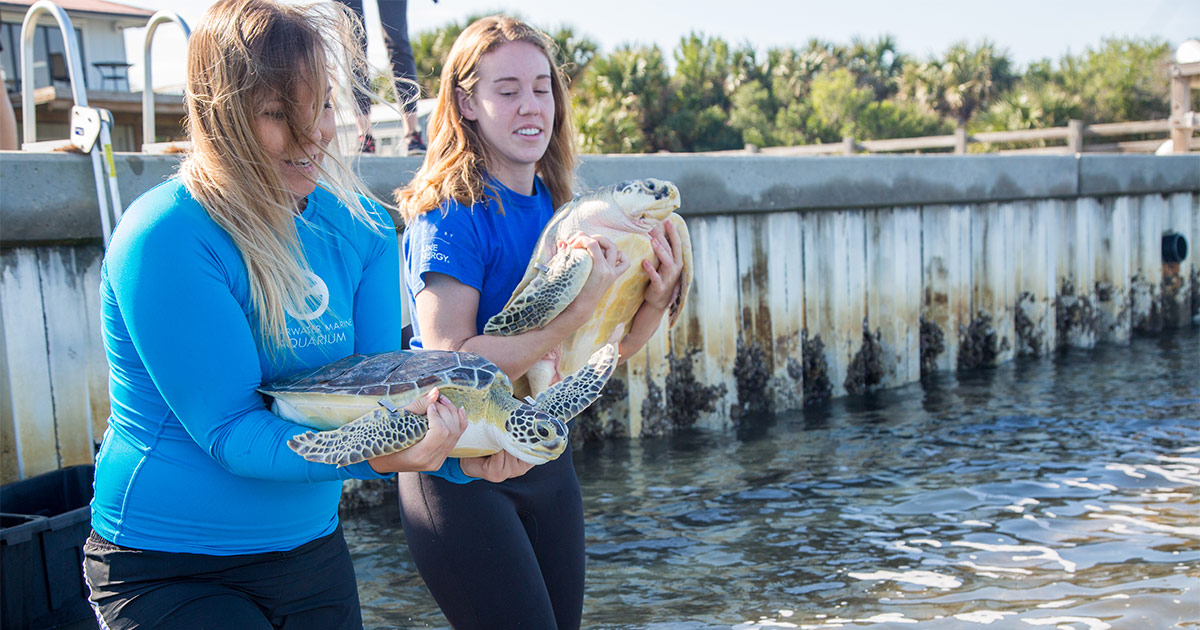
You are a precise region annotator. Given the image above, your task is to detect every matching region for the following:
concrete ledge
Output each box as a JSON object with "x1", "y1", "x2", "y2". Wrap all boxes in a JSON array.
[
  {"x1": 2, "y1": 151, "x2": 1198, "y2": 246},
  {"x1": 1079, "y1": 154, "x2": 1200, "y2": 197},
  {"x1": 577, "y1": 154, "x2": 1081, "y2": 214}
]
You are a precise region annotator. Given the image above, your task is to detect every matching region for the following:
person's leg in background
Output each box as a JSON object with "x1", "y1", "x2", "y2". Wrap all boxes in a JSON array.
[
  {"x1": 377, "y1": 0, "x2": 426, "y2": 155},
  {"x1": 335, "y1": 0, "x2": 377, "y2": 153}
]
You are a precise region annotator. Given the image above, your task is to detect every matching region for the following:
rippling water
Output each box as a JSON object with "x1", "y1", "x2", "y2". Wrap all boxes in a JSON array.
[{"x1": 346, "y1": 331, "x2": 1200, "y2": 629}]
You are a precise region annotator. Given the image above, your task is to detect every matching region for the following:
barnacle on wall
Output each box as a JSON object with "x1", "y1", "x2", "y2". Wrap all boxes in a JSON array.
[
  {"x1": 1161, "y1": 262, "x2": 1188, "y2": 329},
  {"x1": 1014, "y1": 291, "x2": 1044, "y2": 357},
  {"x1": 844, "y1": 323, "x2": 884, "y2": 396},
  {"x1": 919, "y1": 316, "x2": 945, "y2": 378},
  {"x1": 1055, "y1": 278, "x2": 1097, "y2": 349},
  {"x1": 733, "y1": 338, "x2": 774, "y2": 422},
  {"x1": 801, "y1": 330, "x2": 832, "y2": 405},
  {"x1": 958, "y1": 311, "x2": 1008, "y2": 371},
  {"x1": 637, "y1": 349, "x2": 725, "y2": 436},
  {"x1": 574, "y1": 377, "x2": 629, "y2": 442}
]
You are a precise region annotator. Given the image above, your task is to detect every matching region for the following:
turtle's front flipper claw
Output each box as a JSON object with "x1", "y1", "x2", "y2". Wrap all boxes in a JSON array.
[
  {"x1": 484, "y1": 248, "x2": 593, "y2": 336},
  {"x1": 288, "y1": 405, "x2": 430, "y2": 467}
]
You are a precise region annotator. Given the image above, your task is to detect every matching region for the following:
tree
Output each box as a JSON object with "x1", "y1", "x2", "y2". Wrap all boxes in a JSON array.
[
  {"x1": 572, "y1": 44, "x2": 670, "y2": 153},
  {"x1": 1053, "y1": 37, "x2": 1173, "y2": 122},
  {"x1": 974, "y1": 83, "x2": 1083, "y2": 132},
  {"x1": 899, "y1": 39, "x2": 1016, "y2": 127},
  {"x1": 547, "y1": 26, "x2": 598, "y2": 86},
  {"x1": 662, "y1": 33, "x2": 741, "y2": 151},
  {"x1": 847, "y1": 35, "x2": 907, "y2": 100},
  {"x1": 729, "y1": 79, "x2": 775, "y2": 147},
  {"x1": 410, "y1": 18, "x2": 471, "y2": 98}
]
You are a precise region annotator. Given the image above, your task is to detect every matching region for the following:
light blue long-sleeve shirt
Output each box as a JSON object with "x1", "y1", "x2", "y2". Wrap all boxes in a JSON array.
[{"x1": 91, "y1": 178, "x2": 401, "y2": 554}]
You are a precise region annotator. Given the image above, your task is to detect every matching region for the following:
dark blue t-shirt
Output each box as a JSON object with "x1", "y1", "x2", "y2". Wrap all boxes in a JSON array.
[{"x1": 402, "y1": 177, "x2": 556, "y2": 482}]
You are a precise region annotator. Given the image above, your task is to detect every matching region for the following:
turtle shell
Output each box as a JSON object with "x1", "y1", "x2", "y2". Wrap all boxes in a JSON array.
[{"x1": 263, "y1": 350, "x2": 509, "y2": 401}]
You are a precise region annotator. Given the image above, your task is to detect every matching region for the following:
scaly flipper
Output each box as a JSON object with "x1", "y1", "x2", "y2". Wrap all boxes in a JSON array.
[
  {"x1": 484, "y1": 248, "x2": 593, "y2": 336},
  {"x1": 288, "y1": 400, "x2": 427, "y2": 467},
  {"x1": 666, "y1": 213, "x2": 693, "y2": 329},
  {"x1": 534, "y1": 327, "x2": 621, "y2": 423}
]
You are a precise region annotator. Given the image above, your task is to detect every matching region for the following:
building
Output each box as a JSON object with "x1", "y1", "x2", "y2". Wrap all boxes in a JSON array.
[{"x1": 1, "y1": 0, "x2": 186, "y2": 151}]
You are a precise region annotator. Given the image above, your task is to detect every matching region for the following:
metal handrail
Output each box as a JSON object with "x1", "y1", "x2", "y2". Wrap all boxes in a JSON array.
[
  {"x1": 19, "y1": 1, "x2": 85, "y2": 139},
  {"x1": 20, "y1": 0, "x2": 122, "y2": 246},
  {"x1": 141, "y1": 11, "x2": 190, "y2": 152}
]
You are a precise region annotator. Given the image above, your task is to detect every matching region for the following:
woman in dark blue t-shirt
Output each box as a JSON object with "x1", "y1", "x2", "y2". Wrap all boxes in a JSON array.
[{"x1": 395, "y1": 15, "x2": 685, "y2": 630}]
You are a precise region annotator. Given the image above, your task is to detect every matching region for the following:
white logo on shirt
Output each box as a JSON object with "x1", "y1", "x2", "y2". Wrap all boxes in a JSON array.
[
  {"x1": 286, "y1": 271, "x2": 330, "y2": 321},
  {"x1": 428, "y1": 242, "x2": 450, "y2": 263}
]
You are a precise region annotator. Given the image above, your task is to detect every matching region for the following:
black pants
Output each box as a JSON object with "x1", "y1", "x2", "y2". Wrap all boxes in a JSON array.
[
  {"x1": 83, "y1": 526, "x2": 363, "y2": 630},
  {"x1": 398, "y1": 450, "x2": 585, "y2": 630},
  {"x1": 338, "y1": 0, "x2": 419, "y2": 114}
]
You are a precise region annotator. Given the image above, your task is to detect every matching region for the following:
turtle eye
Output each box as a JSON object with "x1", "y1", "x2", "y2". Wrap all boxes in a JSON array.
[{"x1": 536, "y1": 424, "x2": 551, "y2": 439}]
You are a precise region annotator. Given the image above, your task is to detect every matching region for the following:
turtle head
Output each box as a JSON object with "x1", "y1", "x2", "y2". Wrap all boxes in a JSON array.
[
  {"x1": 613, "y1": 178, "x2": 680, "y2": 225},
  {"x1": 504, "y1": 407, "x2": 568, "y2": 464}
]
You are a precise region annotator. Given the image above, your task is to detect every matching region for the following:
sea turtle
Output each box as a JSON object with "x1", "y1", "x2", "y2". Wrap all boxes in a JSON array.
[
  {"x1": 264, "y1": 339, "x2": 619, "y2": 467},
  {"x1": 483, "y1": 178, "x2": 692, "y2": 397}
]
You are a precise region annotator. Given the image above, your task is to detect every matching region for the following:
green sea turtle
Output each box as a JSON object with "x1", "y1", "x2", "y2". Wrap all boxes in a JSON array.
[
  {"x1": 263, "y1": 339, "x2": 619, "y2": 467},
  {"x1": 484, "y1": 178, "x2": 692, "y2": 397}
]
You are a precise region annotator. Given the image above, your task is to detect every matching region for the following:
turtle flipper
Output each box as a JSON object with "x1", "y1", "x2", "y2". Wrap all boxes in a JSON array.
[
  {"x1": 288, "y1": 405, "x2": 428, "y2": 467},
  {"x1": 484, "y1": 248, "x2": 593, "y2": 336},
  {"x1": 534, "y1": 333, "x2": 620, "y2": 423},
  {"x1": 666, "y1": 213, "x2": 693, "y2": 329}
]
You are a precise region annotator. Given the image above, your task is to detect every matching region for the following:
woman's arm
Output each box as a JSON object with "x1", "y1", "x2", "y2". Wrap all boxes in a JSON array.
[
  {"x1": 417, "y1": 234, "x2": 629, "y2": 379},
  {"x1": 111, "y1": 200, "x2": 462, "y2": 483}
]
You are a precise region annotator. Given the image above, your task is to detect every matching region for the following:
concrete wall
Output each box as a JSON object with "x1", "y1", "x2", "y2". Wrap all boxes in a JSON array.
[{"x1": 2, "y1": 151, "x2": 1197, "y2": 481}]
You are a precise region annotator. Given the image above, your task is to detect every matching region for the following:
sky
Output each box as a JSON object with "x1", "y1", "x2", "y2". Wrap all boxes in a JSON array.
[{"x1": 125, "y1": 0, "x2": 1200, "y2": 91}]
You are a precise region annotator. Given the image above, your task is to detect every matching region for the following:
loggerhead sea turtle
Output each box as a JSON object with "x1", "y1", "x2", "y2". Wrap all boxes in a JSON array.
[
  {"x1": 483, "y1": 178, "x2": 692, "y2": 398},
  {"x1": 263, "y1": 338, "x2": 619, "y2": 467}
]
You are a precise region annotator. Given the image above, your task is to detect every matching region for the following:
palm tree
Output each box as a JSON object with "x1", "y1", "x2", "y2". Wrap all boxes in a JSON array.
[
  {"x1": 900, "y1": 39, "x2": 1016, "y2": 127},
  {"x1": 548, "y1": 26, "x2": 598, "y2": 86},
  {"x1": 847, "y1": 35, "x2": 907, "y2": 100}
]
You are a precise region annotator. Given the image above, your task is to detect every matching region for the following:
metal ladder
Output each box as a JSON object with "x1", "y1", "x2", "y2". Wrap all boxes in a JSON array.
[
  {"x1": 140, "y1": 11, "x2": 190, "y2": 154},
  {"x1": 19, "y1": 0, "x2": 121, "y2": 246}
]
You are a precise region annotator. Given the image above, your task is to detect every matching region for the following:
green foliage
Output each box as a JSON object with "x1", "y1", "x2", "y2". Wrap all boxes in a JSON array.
[
  {"x1": 974, "y1": 83, "x2": 1084, "y2": 132},
  {"x1": 571, "y1": 44, "x2": 670, "y2": 153},
  {"x1": 548, "y1": 26, "x2": 598, "y2": 86},
  {"x1": 1044, "y1": 37, "x2": 1173, "y2": 122},
  {"x1": 405, "y1": 18, "x2": 1178, "y2": 154},
  {"x1": 729, "y1": 80, "x2": 774, "y2": 147},
  {"x1": 899, "y1": 39, "x2": 1016, "y2": 126},
  {"x1": 410, "y1": 18, "x2": 470, "y2": 98}
]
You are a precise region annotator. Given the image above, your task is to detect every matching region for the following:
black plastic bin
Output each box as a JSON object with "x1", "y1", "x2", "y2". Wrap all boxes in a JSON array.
[{"x1": 1, "y1": 465, "x2": 95, "y2": 629}]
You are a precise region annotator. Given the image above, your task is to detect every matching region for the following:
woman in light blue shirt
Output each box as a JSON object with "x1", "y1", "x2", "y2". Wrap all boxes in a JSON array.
[{"x1": 83, "y1": 1, "x2": 466, "y2": 627}]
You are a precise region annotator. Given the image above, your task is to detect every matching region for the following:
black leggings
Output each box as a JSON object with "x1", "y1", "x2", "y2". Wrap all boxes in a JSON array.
[
  {"x1": 83, "y1": 526, "x2": 362, "y2": 630},
  {"x1": 398, "y1": 450, "x2": 585, "y2": 630},
  {"x1": 337, "y1": 0, "x2": 419, "y2": 114}
]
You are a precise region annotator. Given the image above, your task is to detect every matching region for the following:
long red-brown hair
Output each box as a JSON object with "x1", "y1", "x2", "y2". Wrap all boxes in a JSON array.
[{"x1": 395, "y1": 15, "x2": 577, "y2": 223}]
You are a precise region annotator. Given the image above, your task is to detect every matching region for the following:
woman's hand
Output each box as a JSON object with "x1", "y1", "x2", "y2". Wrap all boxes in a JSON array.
[
  {"x1": 559, "y1": 232, "x2": 630, "y2": 323},
  {"x1": 459, "y1": 451, "x2": 535, "y2": 482},
  {"x1": 641, "y1": 220, "x2": 684, "y2": 312},
  {"x1": 367, "y1": 388, "x2": 467, "y2": 474}
]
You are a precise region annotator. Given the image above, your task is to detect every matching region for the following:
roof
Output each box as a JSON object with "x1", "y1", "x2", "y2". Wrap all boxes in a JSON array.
[{"x1": 0, "y1": 0, "x2": 154, "y2": 19}]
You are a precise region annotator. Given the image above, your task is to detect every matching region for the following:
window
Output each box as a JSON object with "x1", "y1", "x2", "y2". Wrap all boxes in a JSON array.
[{"x1": 0, "y1": 21, "x2": 86, "y2": 92}]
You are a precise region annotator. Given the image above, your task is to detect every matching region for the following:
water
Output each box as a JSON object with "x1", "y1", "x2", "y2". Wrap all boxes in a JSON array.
[{"x1": 346, "y1": 331, "x2": 1200, "y2": 629}]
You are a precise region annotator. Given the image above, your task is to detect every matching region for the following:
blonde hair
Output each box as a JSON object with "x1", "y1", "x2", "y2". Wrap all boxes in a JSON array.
[
  {"x1": 180, "y1": 0, "x2": 392, "y2": 354},
  {"x1": 395, "y1": 15, "x2": 577, "y2": 223}
]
